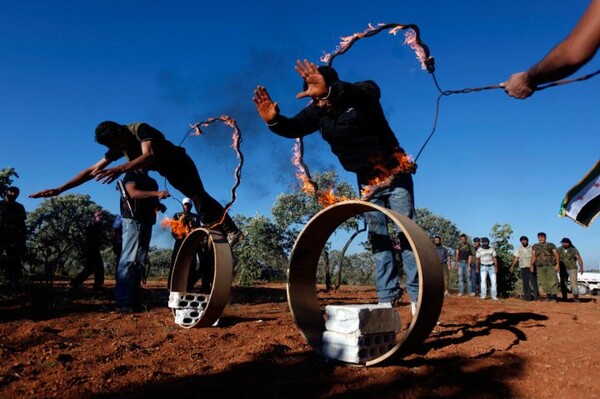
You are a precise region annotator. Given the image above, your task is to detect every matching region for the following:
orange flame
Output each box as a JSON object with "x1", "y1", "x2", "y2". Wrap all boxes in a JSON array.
[
  {"x1": 161, "y1": 216, "x2": 190, "y2": 240},
  {"x1": 361, "y1": 152, "x2": 415, "y2": 200},
  {"x1": 291, "y1": 142, "x2": 349, "y2": 207}
]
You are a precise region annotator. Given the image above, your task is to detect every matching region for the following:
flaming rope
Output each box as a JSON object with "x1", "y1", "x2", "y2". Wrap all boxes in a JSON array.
[
  {"x1": 295, "y1": 21, "x2": 600, "y2": 203},
  {"x1": 170, "y1": 115, "x2": 243, "y2": 229}
]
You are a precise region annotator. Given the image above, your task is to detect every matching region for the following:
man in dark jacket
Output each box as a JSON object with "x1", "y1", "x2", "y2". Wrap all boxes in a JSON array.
[
  {"x1": 253, "y1": 60, "x2": 417, "y2": 310},
  {"x1": 0, "y1": 186, "x2": 27, "y2": 288}
]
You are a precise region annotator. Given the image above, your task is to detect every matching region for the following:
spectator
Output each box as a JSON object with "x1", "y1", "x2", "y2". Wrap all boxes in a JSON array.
[
  {"x1": 454, "y1": 234, "x2": 473, "y2": 296},
  {"x1": 70, "y1": 210, "x2": 106, "y2": 290},
  {"x1": 115, "y1": 169, "x2": 168, "y2": 312},
  {"x1": 469, "y1": 237, "x2": 481, "y2": 296},
  {"x1": 476, "y1": 237, "x2": 499, "y2": 300},
  {"x1": 111, "y1": 215, "x2": 123, "y2": 278},
  {"x1": 434, "y1": 235, "x2": 451, "y2": 296},
  {"x1": 557, "y1": 237, "x2": 584, "y2": 302},
  {"x1": 510, "y1": 236, "x2": 539, "y2": 301},
  {"x1": 0, "y1": 186, "x2": 27, "y2": 289},
  {"x1": 531, "y1": 232, "x2": 560, "y2": 302}
]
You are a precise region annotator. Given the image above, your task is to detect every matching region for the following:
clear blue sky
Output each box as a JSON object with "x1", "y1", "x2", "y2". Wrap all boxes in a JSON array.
[{"x1": 1, "y1": 1, "x2": 598, "y2": 269}]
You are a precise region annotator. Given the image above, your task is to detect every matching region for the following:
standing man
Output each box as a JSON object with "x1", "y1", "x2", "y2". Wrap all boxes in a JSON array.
[
  {"x1": 116, "y1": 169, "x2": 168, "y2": 312},
  {"x1": 557, "y1": 237, "x2": 584, "y2": 302},
  {"x1": 111, "y1": 215, "x2": 123, "y2": 279},
  {"x1": 455, "y1": 234, "x2": 473, "y2": 296},
  {"x1": 469, "y1": 237, "x2": 481, "y2": 296},
  {"x1": 510, "y1": 236, "x2": 539, "y2": 301},
  {"x1": 476, "y1": 237, "x2": 499, "y2": 300},
  {"x1": 70, "y1": 210, "x2": 106, "y2": 290},
  {"x1": 434, "y1": 236, "x2": 451, "y2": 296},
  {"x1": 30, "y1": 121, "x2": 243, "y2": 247},
  {"x1": 531, "y1": 232, "x2": 560, "y2": 302},
  {"x1": 503, "y1": 0, "x2": 600, "y2": 99},
  {"x1": 253, "y1": 60, "x2": 417, "y2": 310},
  {"x1": 0, "y1": 186, "x2": 27, "y2": 289}
]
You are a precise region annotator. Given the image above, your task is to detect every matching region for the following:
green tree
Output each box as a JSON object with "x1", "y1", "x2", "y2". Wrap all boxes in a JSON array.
[
  {"x1": 26, "y1": 194, "x2": 114, "y2": 284},
  {"x1": 0, "y1": 167, "x2": 19, "y2": 199},
  {"x1": 232, "y1": 214, "x2": 291, "y2": 286},
  {"x1": 490, "y1": 222, "x2": 517, "y2": 298},
  {"x1": 271, "y1": 170, "x2": 360, "y2": 290},
  {"x1": 415, "y1": 207, "x2": 461, "y2": 251}
]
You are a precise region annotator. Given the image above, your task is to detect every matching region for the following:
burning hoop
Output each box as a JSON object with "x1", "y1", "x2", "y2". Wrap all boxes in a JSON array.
[{"x1": 287, "y1": 200, "x2": 444, "y2": 365}]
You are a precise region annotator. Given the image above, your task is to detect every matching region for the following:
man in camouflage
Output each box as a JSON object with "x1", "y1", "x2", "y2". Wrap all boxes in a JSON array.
[
  {"x1": 531, "y1": 232, "x2": 560, "y2": 301},
  {"x1": 557, "y1": 237, "x2": 584, "y2": 302}
]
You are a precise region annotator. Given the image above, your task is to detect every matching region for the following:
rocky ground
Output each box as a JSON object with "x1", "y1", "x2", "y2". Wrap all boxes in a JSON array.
[{"x1": 1, "y1": 280, "x2": 599, "y2": 398}]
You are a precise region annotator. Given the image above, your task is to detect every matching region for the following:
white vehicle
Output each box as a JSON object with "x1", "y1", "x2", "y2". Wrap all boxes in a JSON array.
[{"x1": 560, "y1": 272, "x2": 600, "y2": 295}]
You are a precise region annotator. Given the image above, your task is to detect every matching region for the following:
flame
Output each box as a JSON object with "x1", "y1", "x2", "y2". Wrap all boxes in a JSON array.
[
  {"x1": 399, "y1": 29, "x2": 428, "y2": 70},
  {"x1": 291, "y1": 142, "x2": 349, "y2": 207},
  {"x1": 361, "y1": 152, "x2": 415, "y2": 200},
  {"x1": 161, "y1": 216, "x2": 190, "y2": 240}
]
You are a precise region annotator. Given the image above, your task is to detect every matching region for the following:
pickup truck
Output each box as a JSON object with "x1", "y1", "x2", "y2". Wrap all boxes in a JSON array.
[{"x1": 563, "y1": 272, "x2": 600, "y2": 295}]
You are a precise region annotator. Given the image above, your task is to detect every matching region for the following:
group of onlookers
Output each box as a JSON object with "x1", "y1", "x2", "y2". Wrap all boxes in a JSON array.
[{"x1": 434, "y1": 232, "x2": 584, "y2": 302}]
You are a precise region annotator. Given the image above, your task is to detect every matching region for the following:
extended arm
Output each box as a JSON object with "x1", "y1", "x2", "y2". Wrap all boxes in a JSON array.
[
  {"x1": 30, "y1": 157, "x2": 111, "y2": 198},
  {"x1": 94, "y1": 141, "x2": 157, "y2": 184}
]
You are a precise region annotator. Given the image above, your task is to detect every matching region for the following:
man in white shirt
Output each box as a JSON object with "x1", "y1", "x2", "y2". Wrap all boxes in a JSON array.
[{"x1": 476, "y1": 237, "x2": 499, "y2": 300}]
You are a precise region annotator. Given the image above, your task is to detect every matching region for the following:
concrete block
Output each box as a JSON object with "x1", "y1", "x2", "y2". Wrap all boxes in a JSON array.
[
  {"x1": 321, "y1": 331, "x2": 397, "y2": 364},
  {"x1": 325, "y1": 304, "x2": 400, "y2": 334}
]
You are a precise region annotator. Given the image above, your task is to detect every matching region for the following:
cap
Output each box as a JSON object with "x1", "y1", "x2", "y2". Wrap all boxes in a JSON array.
[
  {"x1": 481, "y1": 237, "x2": 490, "y2": 243},
  {"x1": 560, "y1": 237, "x2": 572, "y2": 245},
  {"x1": 182, "y1": 198, "x2": 192, "y2": 205},
  {"x1": 519, "y1": 235, "x2": 529, "y2": 241}
]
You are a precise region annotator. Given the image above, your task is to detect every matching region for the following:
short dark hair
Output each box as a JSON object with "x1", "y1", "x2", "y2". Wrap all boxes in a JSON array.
[
  {"x1": 459, "y1": 234, "x2": 467, "y2": 238},
  {"x1": 6, "y1": 186, "x2": 19, "y2": 195},
  {"x1": 95, "y1": 121, "x2": 125, "y2": 145},
  {"x1": 473, "y1": 237, "x2": 480, "y2": 242},
  {"x1": 537, "y1": 232, "x2": 546, "y2": 238},
  {"x1": 481, "y1": 237, "x2": 490, "y2": 243},
  {"x1": 519, "y1": 235, "x2": 529, "y2": 241}
]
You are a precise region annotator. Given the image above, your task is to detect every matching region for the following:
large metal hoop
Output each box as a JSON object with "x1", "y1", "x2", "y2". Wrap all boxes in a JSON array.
[
  {"x1": 169, "y1": 228, "x2": 232, "y2": 328},
  {"x1": 287, "y1": 200, "x2": 444, "y2": 365}
]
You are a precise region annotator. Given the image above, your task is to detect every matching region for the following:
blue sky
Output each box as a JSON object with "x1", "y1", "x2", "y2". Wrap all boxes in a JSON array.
[{"x1": 1, "y1": 1, "x2": 599, "y2": 269}]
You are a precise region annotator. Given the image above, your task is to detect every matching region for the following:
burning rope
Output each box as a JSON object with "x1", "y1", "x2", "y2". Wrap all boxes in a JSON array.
[
  {"x1": 294, "y1": 21, "x2": 600, "y2": 202},
  {"x1": 172, "y1": 115, "x2": 244, "y2": 229}
]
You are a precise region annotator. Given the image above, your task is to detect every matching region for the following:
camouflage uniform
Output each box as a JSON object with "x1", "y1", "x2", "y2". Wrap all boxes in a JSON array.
[
  {"x1": 558, "y1": 246, "x2": 581, "y2": 299},
  {"x1": 532, "y1": 242, "x2": 559, "y2": 297}
]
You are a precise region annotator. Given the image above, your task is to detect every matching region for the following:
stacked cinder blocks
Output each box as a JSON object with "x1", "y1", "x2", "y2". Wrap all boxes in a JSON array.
[
  {"x1": 168, "y1": 291, "x2": 209, "y2": 328},
  {"x1": 321, "y1": 304, "x2": 400, "y2": 364}
]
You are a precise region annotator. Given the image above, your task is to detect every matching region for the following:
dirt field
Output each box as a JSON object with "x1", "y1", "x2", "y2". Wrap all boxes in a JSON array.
[{"x1": 1, "y1": 280, "x2": 599, "y2": 399}]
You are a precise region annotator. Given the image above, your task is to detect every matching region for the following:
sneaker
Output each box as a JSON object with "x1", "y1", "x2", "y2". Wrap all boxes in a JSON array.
[
  {"x1": 457, "y1": 293, "x2": 463, "y2": 297},
  {"x1": 444, "y1": 290, "x2": 449, "y2": 296},
  {"x1": 227, "y1": 230, "x2": 245, "y2": 247},
  {"x1": 469, "y1": 293, "x2": 476, "y2": 297},
  {"x1": 378, "y1": 289, "x2": 404, "y2": 308},
  {"x1": 492, "y1": 297, "x2": 499, "y2": 301},
  {"x1": 410, "y1": 301, "x2": 417, "y2": 316}
]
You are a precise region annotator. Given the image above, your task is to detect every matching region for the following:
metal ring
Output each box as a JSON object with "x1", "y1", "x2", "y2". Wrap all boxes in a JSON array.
[
  {"x1": 169, "y1": 228, "x2": 232, "y2": 328},
  {"x1": 287, "y1": 200, "x2": 444, "y2": 365}
]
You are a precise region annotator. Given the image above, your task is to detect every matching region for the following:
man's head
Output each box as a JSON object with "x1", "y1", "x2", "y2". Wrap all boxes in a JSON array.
[
  {"x1": 459, "y1": 234, "x2": 467, "y2": 243},
  {"x1": 481, "y1": 237, "x2": 490, "y2": 248},
  {"x1": 520, "y1": 235, "x2": 529, "y2": 247},
  {"x1": 303, "y1": 66, "x2": 339, "y2": 110},
  {"x1": 434, "y1": 235, "x2": 442, "y2": 246},
  {"x1": 5, "y1": 186, "x2": 19, "y2": 202},
  {"x1": 182, "y1": 197, "x2": 193, "y2": 213},
  {"x1": 473, "y1": 237, "x2": 481, "y2": 247},
  {"x1": 560, "y1": 237, "x2": 572, "y2": 248},
  {"x1": 95, "y1": 121, "x2": 129, "y2": 150},
  {"x1": 537, "y1": 232, "x2": 547, "y2": 243}
]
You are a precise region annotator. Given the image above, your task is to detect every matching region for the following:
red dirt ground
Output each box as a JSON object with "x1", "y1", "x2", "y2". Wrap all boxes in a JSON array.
[{"x1": 1, "y1": 280, "x2": 599, "y2": 399}]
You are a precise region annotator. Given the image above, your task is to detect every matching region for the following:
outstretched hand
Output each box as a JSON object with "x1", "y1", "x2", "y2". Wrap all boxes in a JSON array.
[
  {"x1": 294, "y1": 59, "x2": 328, "y2": 99},
  {"x1": 29, "y1": 188, "x2": 61, "y2": 198},
  {"x1": 502, "y1": 71, "x2": 535, "y2": 99},
  {"x1": 252, "y1": 86, "x2": 279, "y2": 123}
]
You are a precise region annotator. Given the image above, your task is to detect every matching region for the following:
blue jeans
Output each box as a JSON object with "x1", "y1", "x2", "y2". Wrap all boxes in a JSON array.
[
  {"x1": 115, "y1": 218, "x2": 152, "y2": 308},
  {"x1": 470, "y1": 263, "x2": 480, "y2": 293},
  {"x1": 365, "y1": 185, "x2": 417, "y2": 303},
  {"x1": 457, "y1": 261, "x2": 471, "y2": 294},
  {"x1": 480, "y1": 264, "x2": 497, "y2": 299}
]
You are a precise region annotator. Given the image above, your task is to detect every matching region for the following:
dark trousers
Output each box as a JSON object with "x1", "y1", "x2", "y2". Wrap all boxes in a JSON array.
[
  {"x1": 470, "y1": 263, "x2": 480, "y2": 293},
  {"x1": 520, "y1": 268, "x2": 539, "y2": 300},
  {"x1": 1, "y1": 246, "x2": 24, "y2": 288},
  {"x1": 71, "y1": 247, "x2": 104, "y2": 288}
]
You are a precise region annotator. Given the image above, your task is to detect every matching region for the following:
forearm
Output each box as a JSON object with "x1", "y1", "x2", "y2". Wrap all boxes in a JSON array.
[
  {"x1": 119, "y1": 152, "x2": 156, "y2": 173},
  {"x1": 268, "y1": 108, "x2": 319, "y2": 139}
]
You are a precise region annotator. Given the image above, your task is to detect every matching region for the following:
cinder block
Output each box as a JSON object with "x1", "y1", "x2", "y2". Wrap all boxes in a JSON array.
[
  {"x1": 325, "y1": 304, "x2": 400, "y2": 334},
  {"x1": 168, "y1": 292, "x2": 209, "y2": 328},
  {"x1": 321, "y1": 331, "x2": 397, "y2": 364}
]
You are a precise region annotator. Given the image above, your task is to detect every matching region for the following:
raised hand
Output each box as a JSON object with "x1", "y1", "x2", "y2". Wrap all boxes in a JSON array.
[
  {"x1": 294, "y1": 59, "x2": 327, "y2": 99},
  {"x1": 252, "y1": 86, "x2": 279, "y2": 123},
  {"x1": 93, "y1": 166, "x2": 124, "y2": 184}
]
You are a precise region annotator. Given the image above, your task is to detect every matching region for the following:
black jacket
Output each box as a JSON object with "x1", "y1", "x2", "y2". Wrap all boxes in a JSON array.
[{"x1": 269, "y1": 80, "x2": 410, "y2": 187}]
